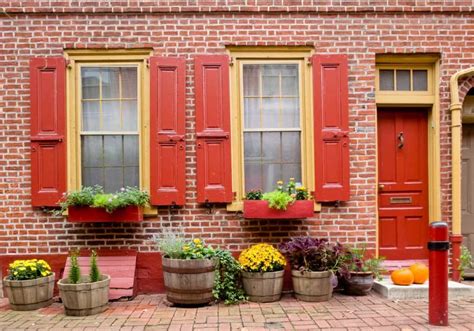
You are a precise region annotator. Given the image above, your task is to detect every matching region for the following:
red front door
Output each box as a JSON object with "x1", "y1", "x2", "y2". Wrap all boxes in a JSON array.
[{"x1": 377, "y1": 108, "x2": 429, "y2": 260}]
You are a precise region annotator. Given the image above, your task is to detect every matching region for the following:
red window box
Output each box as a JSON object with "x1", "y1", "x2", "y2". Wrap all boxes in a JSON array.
[
  {"x1": 243, "y1": 200, "x2": 314, "y2": 219},
  {"x1": 68, "y1": 206, "x2": 143, "y2": 223}
]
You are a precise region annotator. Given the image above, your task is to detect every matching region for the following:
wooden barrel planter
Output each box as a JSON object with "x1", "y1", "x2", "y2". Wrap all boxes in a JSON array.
[
  {"x1": 58, "y1": 275, "x2": 110, "y2": 316},
  {"x1": 291, "y1": 270, "x2": 332, "y2": 302},
  {"x1": 342, "y1": 271, "x2": 374, "y2": 296},
  {"x1": 3, "y1": 273, "x2": 55, "y2": 311},
  {"x1": 241, "y1": 270, "x2": 284, "y2": 303},
  {"x1": 162, "y1": 257, "x2": 216, "y2": 305}
]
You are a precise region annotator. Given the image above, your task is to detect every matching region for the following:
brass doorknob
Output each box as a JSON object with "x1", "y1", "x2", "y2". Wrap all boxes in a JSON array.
[{"x1": 378, "y1": 184, "x2": 385, "y2": 190}]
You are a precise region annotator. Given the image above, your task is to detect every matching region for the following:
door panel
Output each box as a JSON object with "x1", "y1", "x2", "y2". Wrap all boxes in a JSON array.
[
  {"x1": 462, "y1": 124, "x2": 474, "y2": 253},
  {"x1": 378, "y1": 108, "x2": 429, "y2": 260}
]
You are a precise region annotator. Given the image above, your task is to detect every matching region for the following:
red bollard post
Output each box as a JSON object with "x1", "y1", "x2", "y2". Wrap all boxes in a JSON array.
[{"x1": 428, "y1": 221, "x2": 449, "y2": 326}]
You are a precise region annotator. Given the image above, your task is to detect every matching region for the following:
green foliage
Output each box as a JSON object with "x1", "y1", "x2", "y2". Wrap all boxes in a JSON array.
[
  {"x1": 213, "y1": 250, "x2": 247, "y2": 305},
  {"x1": 154, "y1": 227, "x2": 187, "y2": 259},
  {"x1": 68, "y1": 250, "x2": 81, "y2": 284},
  {"x1": 55, "y1": 186, "x2": 150, "y2": 215},
  {"x1": 7, "y1": 259, "x2": 52, "y2": 280},
  {"x1": 89, "y1": 250, "x2": 101, "y2": 283},
  {"x1": 262, "y1": 190, "x2": 294, "y2": 210},
  {"x1": 245, "y1": 189, "x2": 263, "y2": 200},
  {"x1": 459, "y1": 245, "x2": 473, "y2": 280},
  {"x1": 342, "y1": 246, "x2": 386, "y2": 281}
]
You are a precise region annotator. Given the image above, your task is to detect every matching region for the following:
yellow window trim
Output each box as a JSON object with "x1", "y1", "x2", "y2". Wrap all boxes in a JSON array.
[
  {"x1": 226, "y1": 47, "x2": 321, "y2": 212},
  {"x1": 374, "y1": 55, "x2": 441, "y2": 256},
  {"x1": 64, "y1": 49, "x2": 157, "y2": 215}
]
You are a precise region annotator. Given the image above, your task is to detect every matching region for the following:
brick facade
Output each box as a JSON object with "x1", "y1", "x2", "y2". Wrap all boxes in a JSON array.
[{"x1": 1, "y1": 1, "x2": 473, "y2": 292}]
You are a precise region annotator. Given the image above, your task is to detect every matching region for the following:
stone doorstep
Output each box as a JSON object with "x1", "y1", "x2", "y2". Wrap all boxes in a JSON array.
[
  {"x1": 463, "y1": 268, "x2": 474, "y2": 279},
  {"x1": 373, "y1": 277, "x2": 474, "y2": 300}
]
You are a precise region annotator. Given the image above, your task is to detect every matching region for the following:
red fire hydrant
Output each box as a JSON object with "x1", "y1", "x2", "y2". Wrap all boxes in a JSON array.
[{"x1": 428, "y1": 221, "x2": 449, "y2": 326}]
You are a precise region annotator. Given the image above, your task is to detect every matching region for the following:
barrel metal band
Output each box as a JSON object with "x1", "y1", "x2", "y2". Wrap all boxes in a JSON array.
[
  {"x1": 162, "y1": 265, "x2": 215, "y2": 274},
  {"x1": 427, "y1": 241, "x2": 450, "y2": 251},
  {"x1": 165, "y1": 286, "x2": 214, "y2": 294}
]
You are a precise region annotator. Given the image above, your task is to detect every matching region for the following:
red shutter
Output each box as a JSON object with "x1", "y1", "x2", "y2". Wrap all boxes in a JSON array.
[
  {"x1": 194, "y1": 55, "x2": 232, "y2": 203},
  {"x1": 149, "y1": 57, "x2": 186, "y2": 205},
  {"x1": 312, "y1": 54, "x2": 350, "y2": 202},
  {"x1": 30, "y1": 57, "x2": 67, "y2": 206}
]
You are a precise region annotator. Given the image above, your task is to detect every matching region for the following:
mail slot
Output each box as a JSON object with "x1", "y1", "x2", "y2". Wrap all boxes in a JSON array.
[{"x1": 390, "y1": 196, "x2": 412, "y2": 204}]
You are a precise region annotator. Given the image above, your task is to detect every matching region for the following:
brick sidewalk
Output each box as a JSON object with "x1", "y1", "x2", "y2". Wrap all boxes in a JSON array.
[{"x1": 0, "y1": 292, "x2": 473, "y2": 331}]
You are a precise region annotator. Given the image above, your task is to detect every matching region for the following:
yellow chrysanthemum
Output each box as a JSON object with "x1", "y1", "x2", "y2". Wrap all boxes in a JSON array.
[{"x1": 238, "y1": 243, "x2": 286, "y2": 273}]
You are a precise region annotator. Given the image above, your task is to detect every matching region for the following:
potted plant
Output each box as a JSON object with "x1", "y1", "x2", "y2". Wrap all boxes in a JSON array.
[
  {"x1": 58, "y1": 250, "x2": 110, "y2": 316},
  {"x1": 155, "y1": 228, "x2": 246, "y2": 306},
  {"x1": 3, "y1": 259, "x2": 54, "y2": 310},
  {"x1": 57, "y1": 186, "x2": 149, "y2": 222},
  {"x1": 238, "y1": 243, "x2": 286, "y2": 302},
  {"x1": 243, "y1": 179, "x2": 313, "y2": 219},
  {"x1": 340, "y1": 246, "x2": 385, "y2": 296},
  {"x1": 279, "y1": 237, "x2": 346, "y2": 302}
]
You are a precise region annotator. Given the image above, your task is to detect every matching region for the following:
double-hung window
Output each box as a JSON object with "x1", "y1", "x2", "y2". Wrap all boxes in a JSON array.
[
  {"x1": 66, "y1": 50, "x2": 150, "y2": 194},
  {"x1": 228, "y1": 48, "x2": 315, "y2": 209}
]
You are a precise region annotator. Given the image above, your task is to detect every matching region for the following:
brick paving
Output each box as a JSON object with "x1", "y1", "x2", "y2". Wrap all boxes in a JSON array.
[{"x1": 0, "y1": 292, "x2": 473, "y2": 331}]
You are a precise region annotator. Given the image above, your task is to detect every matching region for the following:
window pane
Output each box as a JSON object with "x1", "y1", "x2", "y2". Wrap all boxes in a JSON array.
[
  {"x1": 379, "y1": 70, "x2": 394, "y2": 91},
  {"x1": 262, "y1": 132, "x2": 280, "y2": 162},
  {"x1": 122, "y1": 68, "x2": 138, "y2": 99},
  {"x1": 102, "y1": 68, "x2": 120, "y2": 99},
  {"x1": 396, "y1": 70, "x2": 411, "y2": 91},
  {"x1": 262, "y1": 74, "x2": 279, "y2": 96},
  {"x1": 281, "y1": 98, "x2": 299, "y2": 128},
  {"x1": 262, "y1": 163, "x2": 280, "y2": 192},
  {"x1": 282, "y1": 164, "x2": 301, "y2": 184},
  {"x1": 243, "y1": 132, "x2": 261, "y2": 159},
  {"x1": 243, "y1": 98, "x2": 260, "y2": 129},
  {"x1": 282, "y1": 132, "x2": 301, "y2": 162},
  {"x1": 244, "y1": 163, "x2": 262, "y2": 192},
  {"x1": 102, "y1": 100, "x2": 121, "y2": 131},
  {"x1": 82, "y1": 68, "x2": 100, "y2": 99},
  {"x1": 122, "y1": 100, "x2": 138, "y2": 131},
  {"x1": 81, "y1": 135, "x2": 139, "y2": 192},
  {"x1": 82, "y1": 101, "x2": 100, "y2": 131},
  {"x1": 243, "y1": 65, "x2": 260, "y2": 96},
  {"x1": 413, "y1": 70, "x2": 428, "y2": 91},
  {"x1": 261, "y1": 97, "x2": 279, "y2": 128}
]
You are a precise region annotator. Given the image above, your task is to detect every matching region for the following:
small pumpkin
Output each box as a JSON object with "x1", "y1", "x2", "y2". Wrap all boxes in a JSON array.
[
  {"x1": 409, "y1": 263, "x2": 429, "y2": 284},
  {"x1": 390, "y1": 268, "x2": 414, "y2": 286}
]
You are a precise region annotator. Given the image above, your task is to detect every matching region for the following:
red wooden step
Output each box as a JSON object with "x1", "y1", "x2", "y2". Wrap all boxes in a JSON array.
[{"x1": 63, "y1": 255, "x2": 137, "y2": 300}]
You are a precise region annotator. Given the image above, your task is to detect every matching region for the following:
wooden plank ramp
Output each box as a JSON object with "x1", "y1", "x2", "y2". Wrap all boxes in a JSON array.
[{"x1": 63, "y1": 254, "x2": 137, "y2": 300}]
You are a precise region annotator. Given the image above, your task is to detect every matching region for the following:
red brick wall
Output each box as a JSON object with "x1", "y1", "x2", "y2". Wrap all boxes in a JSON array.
[{"x1": 1, "y1": 4, "x2": 474, "y2": 290}]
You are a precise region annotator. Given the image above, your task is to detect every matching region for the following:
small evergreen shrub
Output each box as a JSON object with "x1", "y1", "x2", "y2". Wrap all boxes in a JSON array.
[
  {"x1": 68, "y1": 250, "x2": 81, "y2": 284},
  {"x1": 89, "y1": 250, "x2": 101, "y2": 282}
]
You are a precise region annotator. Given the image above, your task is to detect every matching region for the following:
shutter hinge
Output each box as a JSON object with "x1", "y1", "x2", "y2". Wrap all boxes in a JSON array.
[
  {"x1": 146, "y1": 58, "x2": 150, "y2": 68},
  {"x1": 229, "y1": 57, "x2": 234, "y2": 67},
  {"x1": 65, "y1": 59, "x2": 72, "y2": 69},
  {"x1": 306, "y1": 57, "x2": 312, "y2": 66}
]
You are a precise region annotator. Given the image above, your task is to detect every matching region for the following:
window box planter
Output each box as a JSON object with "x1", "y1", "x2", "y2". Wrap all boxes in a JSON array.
[
  {"x1": 67, "y1": 206, "x2": 143, "y2": 223},
  {"x1": 243, "y1": 200, "x2": 313, "y2": 219}
]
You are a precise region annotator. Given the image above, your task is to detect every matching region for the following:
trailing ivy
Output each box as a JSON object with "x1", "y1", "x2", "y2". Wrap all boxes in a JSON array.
[{"x1": 213, "y1": 250, "x2": 247, "y2": 305}]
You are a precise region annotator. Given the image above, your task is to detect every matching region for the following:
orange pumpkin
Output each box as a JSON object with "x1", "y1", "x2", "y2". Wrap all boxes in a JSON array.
[
  {"x1": 391, "y1": 268, "x2": 414, "y2": 286},
  {"x1": 409, "y1": 263, "x2": 429, "y2": 284}
]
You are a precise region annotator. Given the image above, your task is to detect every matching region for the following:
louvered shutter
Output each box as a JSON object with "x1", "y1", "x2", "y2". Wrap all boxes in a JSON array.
[
  {"x1": 194, "y1": 55, "x2": 232, "y2": 203},
  {"x1": 30, "y1": 57, "x2": 67, "y2": 206},
  {"x1": 149, "y1": 57, "x2": 186, "y2": 205},
  {"x1": 312, "y1": 54, "x2": 350, "y2": 202}
]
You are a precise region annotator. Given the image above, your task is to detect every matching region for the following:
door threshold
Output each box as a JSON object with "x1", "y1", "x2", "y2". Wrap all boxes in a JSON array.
[{"x1": 382, "y1": 259, "x2": 428, "y2": 271}]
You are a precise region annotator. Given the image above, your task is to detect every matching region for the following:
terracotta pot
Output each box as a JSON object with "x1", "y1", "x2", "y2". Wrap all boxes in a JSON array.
[
  {"x1": 162, "y1": 257, "x2": 216, "y2": 305},
  {"x1": 342, "y1": 271, "x2": 374, "y2": 296},
  {"x1": 291, "y1": 270, "x2": 332, "y2": 302},
  {"x1": 241, "y1": 270, "x2": 284, "y2": 303},
  {"x1": 3, "y1": 273, "x2": 55, "y2": 311},
  {"x1": 58, "y1": 275, "x2": 110, "y2": 316}
]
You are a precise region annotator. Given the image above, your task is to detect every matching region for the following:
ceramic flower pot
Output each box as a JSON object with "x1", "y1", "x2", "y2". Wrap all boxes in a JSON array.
[
  {"x1": 342, "y1": 271, "x2": 374, "y2": 296},
  {"x1": 241, "y1": 270, "x2": 284, "y2": 303}
]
